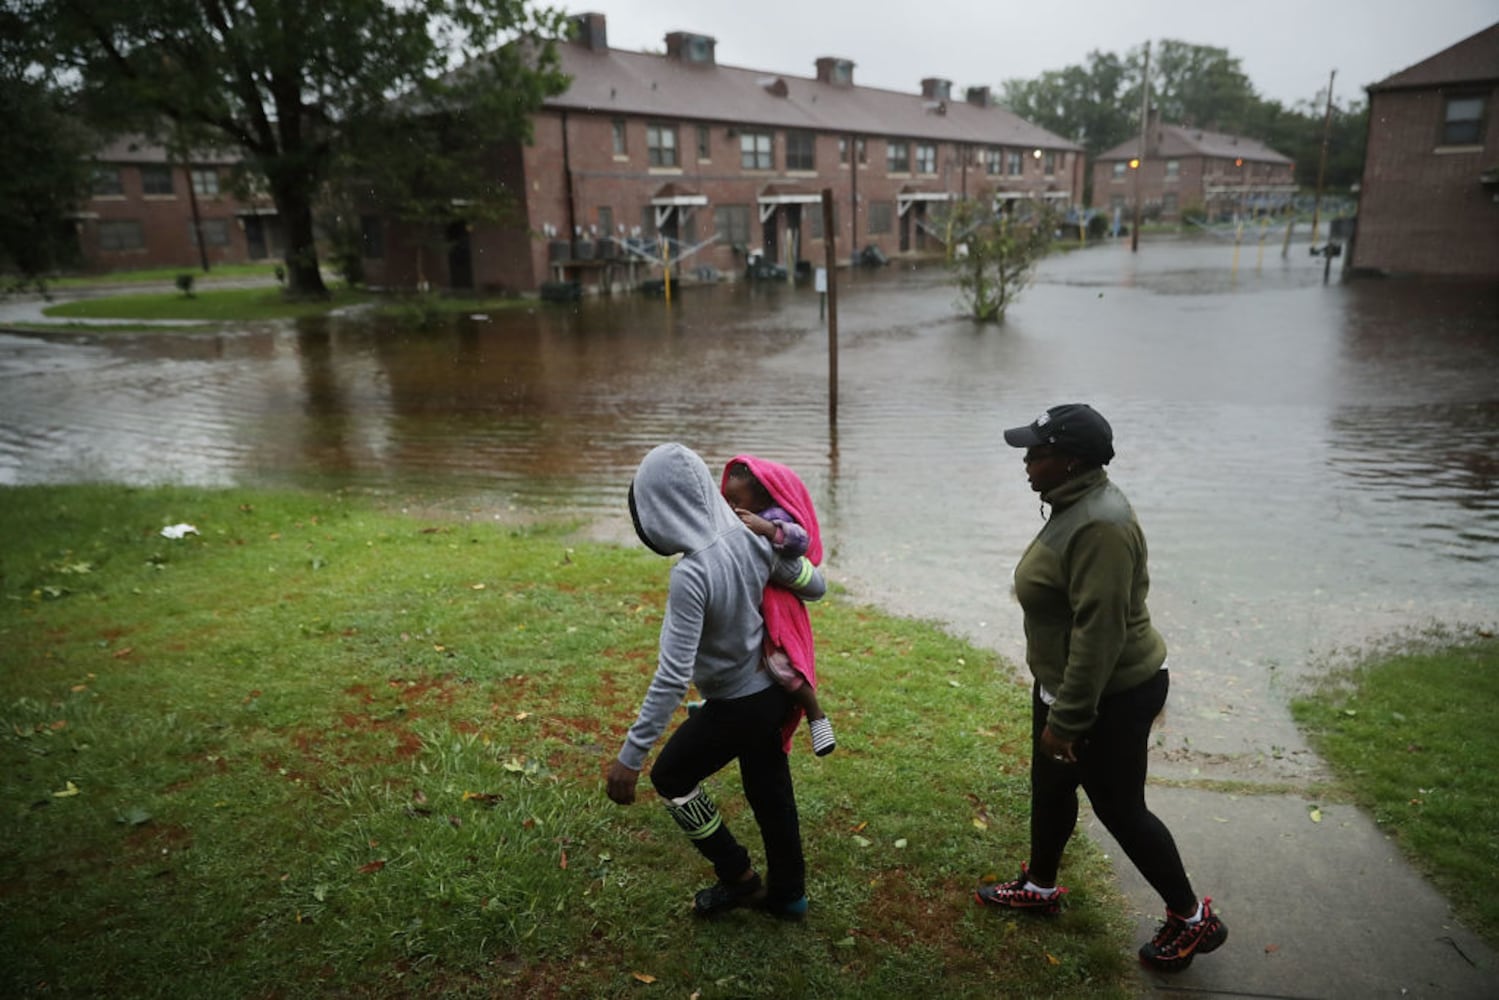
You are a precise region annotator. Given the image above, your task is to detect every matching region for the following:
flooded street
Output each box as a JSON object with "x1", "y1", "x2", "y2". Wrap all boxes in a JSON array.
[{"x1": 3, "y1": 235, "x2": 1496, "y2": 781}]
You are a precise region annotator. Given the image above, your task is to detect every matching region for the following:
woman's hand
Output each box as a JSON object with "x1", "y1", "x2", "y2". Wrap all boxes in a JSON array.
[{"x1": 1039, "y1": 725, "x2": 1077, "y2": 764}]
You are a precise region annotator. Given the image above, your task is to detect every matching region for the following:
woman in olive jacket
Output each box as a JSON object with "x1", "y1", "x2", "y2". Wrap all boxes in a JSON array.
[{"x1": 975, "y1": 403, "x2": 1227, "y2": 974}]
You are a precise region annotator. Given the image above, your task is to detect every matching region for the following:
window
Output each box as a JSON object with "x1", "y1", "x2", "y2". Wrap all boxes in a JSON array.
[
  {"x1": 1007, "y1": 150, "x2": 1023, "y2": 176},
  {"x1": 598, "y1": 205, "x2": 613, "y2": 236},
  {"x1": 360, "y1": 216, "x2": 384, "y2": 258},
  {"x1": 714, "y1": 204, "x2": 751, "y2": 247},
  {"x1": 868, "y1": 200, "x2": 893, "y2": 234},
  {"x1": 1165, "y1": 159, "x2": 1180, "y2": 179},
  {"x1": 646, "y1": 123, "x2": 678, "y2": 167},
  {"x1": 191, "y1": 168, "x2": 220, "y2": 196},
  {"x1": 1112, "y1": 161, "x2": 1126, "y2": 179},
  {"x1": 611, "y1": 118, "x2": 627, "y2": 156},
  {"x1": 740, "y1": 131, "x2": 772, "y2": 170},
  {"x1": 97, "y1": 219, "x2": 144, "y2": 251},
  {"x1": 191, "y1": 218, "x2": 232, "y2": 247},
  {"x1": 639, "y1": 205, "x2": 656, "y2": 238},
  {"x1": 1162, "y1": 192, "x2": 1179, "y2": 215},
  {"x1": 91, "y1": 167, "x2": 124, "y2": 197},
  {"x1": 786, "y1": 131, "x2": 815, "y2": 171},
  {"x1": 839, "y1": 137, "x2": 849, "y2": 165},
  {"x1": 985, "y1": 148, "x2": 1003, "y2": 175},
  {"x1": 697, "y1": 126, "x2": 710, "y2": 161},
  {"x1": 1043, "y1": 151, "x2": 1056, "y2": 175},
  {"x1": 140, "y1": 164, "x2": 174, "y2": 196},
  {"x1": 885, "y1": 140, "x2": 909, "y2": 174},
  {"x1": 856, "y1": 138, "x2": 867, "y2": 164},
  {"x1": 1442, "y1": 95, "x2": 1485, "y2": 145},
  {"x1": 914, "y1": 143, "x2": 936, "y2": 174}
]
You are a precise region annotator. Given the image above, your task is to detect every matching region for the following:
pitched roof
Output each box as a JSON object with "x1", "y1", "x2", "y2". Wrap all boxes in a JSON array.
[
  {"x1": 1095, "y1": 124, "x2": 1292, "y2": 165},
  {"x1": 1368, "y1": 21, "x2": 1499, "y2": 91},
  {"x1": 545, "y1": 40, "x2": 1082, "y2": 153}
]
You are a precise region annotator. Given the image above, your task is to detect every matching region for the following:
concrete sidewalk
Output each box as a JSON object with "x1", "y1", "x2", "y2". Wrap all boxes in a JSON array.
[{"x1": 1091, "y1": 787, "x2": 1496, "y2": 999}]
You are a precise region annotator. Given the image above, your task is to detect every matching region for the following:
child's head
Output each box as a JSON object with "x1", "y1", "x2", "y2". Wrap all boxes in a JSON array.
[{"x1": 723, "y1": 462, "x2": 773, "y2": 511}]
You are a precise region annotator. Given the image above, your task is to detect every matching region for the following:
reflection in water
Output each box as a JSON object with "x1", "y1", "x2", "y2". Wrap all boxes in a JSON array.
[{"x1": 1, "y1": 239, "x2": 1495, "y2": 779}]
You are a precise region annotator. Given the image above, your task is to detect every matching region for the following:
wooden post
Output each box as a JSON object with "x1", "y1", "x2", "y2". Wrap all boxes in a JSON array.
[
  {"x1": 663, "y1": 237, "x2": 671, "y2": 305},
  {"x1": 1311, "y1": 68, "x2": 1336, "y2": 246},
  {"x1": 1131, "y1": 41, "x2": 1151, "y2": 254},
  {"x1": 822, "y1": 189, "x2": 839, "y2": 426}
]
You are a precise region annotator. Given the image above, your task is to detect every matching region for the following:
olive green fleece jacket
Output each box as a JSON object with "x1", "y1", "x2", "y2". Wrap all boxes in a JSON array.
[{"x1": 1013, "y1": 468, "x2": 1167, "y2": 742}]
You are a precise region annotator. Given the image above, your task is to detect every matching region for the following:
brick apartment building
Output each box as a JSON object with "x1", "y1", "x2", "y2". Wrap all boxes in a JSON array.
[
  {"x1": 1092, "y1": 120, "x2": 1296, "y2": 224},
  {"x1": 1351, "y1": 22, "x2": 1499, "y2": 278},
  {"x1": 362, "y1": 11, "x2": 1084, "y2": 294},
  {"x1": 73, "y1": 136, "x2": 281, "y2": 274}
]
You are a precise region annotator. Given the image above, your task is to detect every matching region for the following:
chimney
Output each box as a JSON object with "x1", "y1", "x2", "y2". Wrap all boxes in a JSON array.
[
  {"x1": 920, "y1": 78, "x2": 952, "y2": 101},
  {"x1": 816, "y1": 57, "x2": 855, "y2": 87},
  {"x1": 665, "y1": 31, "x2": 716, "y2": 65},
  {"x1": 965, "y1": 85, "x2": 991, "y2": 107},
  {"x1": 570, "y1": 12, "x2": 607, "y2": 51}
]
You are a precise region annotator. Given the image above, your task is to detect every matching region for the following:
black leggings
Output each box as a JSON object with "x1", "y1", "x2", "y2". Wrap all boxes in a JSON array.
[
  {"x1": 1028, "y1": 670, "x2": 1195, "y2": 914},
  {"x1": 650, "y1": 684, "x2": 805, "y2": 904}
]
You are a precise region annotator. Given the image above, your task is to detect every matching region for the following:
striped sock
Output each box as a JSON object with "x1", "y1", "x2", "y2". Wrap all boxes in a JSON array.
[{"x1": 809, "y1": 716, "x2": 836, "y2": 756}]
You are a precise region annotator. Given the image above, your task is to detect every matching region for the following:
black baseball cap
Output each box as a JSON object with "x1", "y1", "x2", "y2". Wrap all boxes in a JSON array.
[{"x1": 1003, "y1": 403, "x2": 1115, "y2": 465}]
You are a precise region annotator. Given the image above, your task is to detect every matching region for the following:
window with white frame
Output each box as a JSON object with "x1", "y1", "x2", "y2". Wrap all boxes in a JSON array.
[
  {"x1": 914, "y1": 143, "x2": 936, "y2": 174},
  {"x1": 1043, "y1": 151, "x2": 1056, "y2": 175},
  {"x1": 646, "y1": 123, "x2": 678, "y2": 167},
  {"x1": 191, "y1": 168, "x2": 220, "y2": 196},
  {"x1": 97, "y1": 219, "x2": 144, "y2": 250},
  {"x1": 986, "y1": 148, "x2": 1003, "y2": 175},
  {"x1": 786, "y1": 130, "x2": 815, "y2": 171},
  {"x1": 714, "y1": 204, "x2": 751, "y2": 246},
  {"x1": 1112, "y1": 161, "x2": 1127, "y2": 179},
  {"x1": 140, "y1": 164, "x2": 174, "y2": 196},
  {"x1": 1165, "y1": 159, "x2": 1180, "y2": 179},
  {"x1": 92, "y1": 166, "x2": 124, "y2": 197},
  {"x1": 697, "y1": 125, "x2": 710, "y2": 161},
  {"x1": 611, "y1": 118, "x2": 627, "y2": 156},
  {"x1": 191, "y1": 218, "x2": 232, "y2": 247},
  {"x1": 740, "y1": 131, "x2": 773, "y2": 170},
  {"x1": 1007, "y1": 150, "x2": 1023, "y2": 176},
  {"x1": 886, "y1": 140, "x2": 910, "y2": 174}
]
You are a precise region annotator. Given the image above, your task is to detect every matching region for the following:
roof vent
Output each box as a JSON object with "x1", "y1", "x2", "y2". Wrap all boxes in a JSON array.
[
  {"x1": 965, "y1": 85, "x2": 991, "y2": 107},
  {"x1": 759, "y1": 76, "x2": 789, "y2": 97},
  {"x1": 920, "y1": 77, "x2": 952, "y2": 101}
]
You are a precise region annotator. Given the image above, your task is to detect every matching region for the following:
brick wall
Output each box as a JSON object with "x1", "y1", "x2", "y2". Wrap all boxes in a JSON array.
[{"x1": 1353, "y1": 85, "x2": 1499, "y2": 278}]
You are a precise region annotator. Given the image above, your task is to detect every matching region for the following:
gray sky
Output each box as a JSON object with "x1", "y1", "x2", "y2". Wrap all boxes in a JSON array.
[{"x1": 560, "y1": 1, "x2": 1496, "y2": 109}]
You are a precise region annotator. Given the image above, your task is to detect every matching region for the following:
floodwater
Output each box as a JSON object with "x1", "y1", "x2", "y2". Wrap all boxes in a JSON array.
[{"x1": 3, "y1": 235, "x2": 1496, "y2": 781}]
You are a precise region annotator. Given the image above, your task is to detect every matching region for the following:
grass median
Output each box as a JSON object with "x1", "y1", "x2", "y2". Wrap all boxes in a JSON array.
[
  {"x1": 1292, "y1": 631, "x2": 1499, "y2": 946},
  {"x1": 1, "y1": 484, "x2": 1137, "y2": 999}
]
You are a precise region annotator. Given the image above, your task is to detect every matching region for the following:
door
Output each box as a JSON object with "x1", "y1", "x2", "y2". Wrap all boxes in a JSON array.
[{"x1": 446, "y1": 220, "x2": 473, "y2": 290}]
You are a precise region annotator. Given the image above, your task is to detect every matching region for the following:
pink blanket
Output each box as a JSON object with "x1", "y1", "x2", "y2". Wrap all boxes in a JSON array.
[{"x1": 721, "y1": 454, "x2": 821, "y2": 753}]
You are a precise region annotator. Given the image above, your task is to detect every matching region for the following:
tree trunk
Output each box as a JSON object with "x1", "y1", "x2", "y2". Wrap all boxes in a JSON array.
[{"x1": 271, "y1": 177, "x2": 328, "y2": 298}]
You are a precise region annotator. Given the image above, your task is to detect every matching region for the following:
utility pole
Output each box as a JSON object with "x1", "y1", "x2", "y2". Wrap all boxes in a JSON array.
[
  {"x1": 1311, "y1": 69, "x2": 1336, "y2": 246},
  {"x1": 1131, "y1": 41, "x2": 1151, "y2": 253},
  {"x1": 821, "y1": 189, "x2": 839, "y2": 426}
]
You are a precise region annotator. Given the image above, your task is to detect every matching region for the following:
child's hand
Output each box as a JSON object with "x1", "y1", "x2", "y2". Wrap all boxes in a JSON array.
[{"x1": 734, "y1": 508, "x2": 775, "y2": 539}]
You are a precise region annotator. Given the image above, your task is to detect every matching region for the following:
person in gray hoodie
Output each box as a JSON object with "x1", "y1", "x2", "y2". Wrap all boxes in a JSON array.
[{"x1": 606, "y1": 443, "x2": 827, "y2": 918}]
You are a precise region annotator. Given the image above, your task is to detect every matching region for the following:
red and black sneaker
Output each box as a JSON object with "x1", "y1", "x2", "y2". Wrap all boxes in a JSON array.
[
  {"x1": 974, "y1": 865, "x2": 1067, "y2": 914},
  {"x1": 1138, "y1": 897, "x2": 1228, "y2": 971}
]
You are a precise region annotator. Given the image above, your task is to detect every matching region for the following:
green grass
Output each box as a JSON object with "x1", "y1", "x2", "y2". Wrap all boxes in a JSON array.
[
  {"x1": 0, "y1": 485, "x2": 1138, "y2": 999},
  {"x1": 40, "y1": 286, "x2": 375, "y2": 322},
  {"x1": 1291, "y1": 632, "x2": 1499, "y2": 945},
  {"x1": 45, "y1": 262, "x2": 285, "y2": 288}
]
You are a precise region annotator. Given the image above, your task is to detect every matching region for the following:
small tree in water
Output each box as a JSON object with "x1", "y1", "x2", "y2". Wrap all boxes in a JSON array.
[{"x1": 945, "y1": 198, "x2": 1059, "y2": 323}]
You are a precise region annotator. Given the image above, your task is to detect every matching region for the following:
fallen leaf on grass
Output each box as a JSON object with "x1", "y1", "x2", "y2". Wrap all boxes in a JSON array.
[
  {"x1": 972, "y1": 817, "x2": 989, "y2": 831},
  {"x1": 1308, "y1": 806, "x2": 1322, "y2": 823},
  {"x1": 357, "y1": 860, "x2": 386, "y2": 874},
  {"x1": 851, "y1": 835, "x2": 872, "y2": 848},
  {"x1": 53, "y1": 781, "x2": 80, "y2": 798},
  {"x1": 1045, "y1": 953, "x2": 1060, "y2": 966},
  {"x1": 111, "y1": 646, "x2": 135, "y2": 660},
  {"x1": 462, "y1": 791, "x2": 502, "y2": 806},
  {"x1": 631, "y1": 971, "x2": 656, "y2": 983},
  {"x1": 559, "y1": 848, "x2": 568, "y2": 869}
]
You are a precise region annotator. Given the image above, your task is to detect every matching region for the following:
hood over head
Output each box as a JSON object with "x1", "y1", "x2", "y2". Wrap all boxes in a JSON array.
[{"x1": 628, "y1": 443, "x2": 740, "y2": 555}]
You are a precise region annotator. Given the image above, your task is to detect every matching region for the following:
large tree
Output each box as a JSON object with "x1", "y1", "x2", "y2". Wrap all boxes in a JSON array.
[
  {"x1": 21, "y1": 0, "x2": 569, "y2": 296},
  {"x1": 0, "y1": 5, "x2": 93, "y2": 289}
]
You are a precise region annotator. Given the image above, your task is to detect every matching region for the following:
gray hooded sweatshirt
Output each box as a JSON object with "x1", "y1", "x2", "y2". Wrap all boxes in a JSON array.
[{"x1": 619, "y1": 443, "x2": 825, "y2": 771}]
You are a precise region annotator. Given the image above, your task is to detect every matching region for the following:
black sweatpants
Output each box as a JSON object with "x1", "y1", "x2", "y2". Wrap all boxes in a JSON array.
[
  {"x1": 650, "y1": 684, "x2": 806, "y2": 904},
  {"x1": 1028, "y1": 669, "x2": 1196, "y2": 914}
]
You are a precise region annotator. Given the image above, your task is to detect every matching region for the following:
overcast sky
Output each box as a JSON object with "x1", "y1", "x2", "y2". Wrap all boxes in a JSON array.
[{"x1": 559, "y1": 1, "x2": 1496, "y2": 109}]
